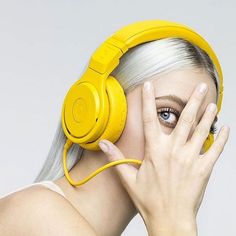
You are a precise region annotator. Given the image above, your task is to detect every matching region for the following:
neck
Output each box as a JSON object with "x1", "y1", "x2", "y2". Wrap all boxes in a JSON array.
[{"x1": 54, "y1": 147, "x2": 138, "y2": 236}]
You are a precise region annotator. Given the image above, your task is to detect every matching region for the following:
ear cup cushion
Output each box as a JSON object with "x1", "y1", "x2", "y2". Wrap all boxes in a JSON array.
[
  {"x1": 79, "y1": 76, "x2": 127, "y2": 150},
  {"x1": 203, "y1": 133, "x2": 214, "y2": 153}
]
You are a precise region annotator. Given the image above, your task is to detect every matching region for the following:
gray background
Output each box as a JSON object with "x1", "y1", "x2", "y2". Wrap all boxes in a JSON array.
[{"x1": 0, "y1": 0, "x2": 235, "y2": 235}]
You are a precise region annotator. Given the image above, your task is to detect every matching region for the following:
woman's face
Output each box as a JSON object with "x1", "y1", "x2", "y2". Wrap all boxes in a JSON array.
[{"x1": 115, "y1": 68, "x2": 217, "y2": 160}]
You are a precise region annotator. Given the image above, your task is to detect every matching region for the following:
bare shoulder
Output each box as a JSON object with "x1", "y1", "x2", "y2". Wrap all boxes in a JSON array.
[{"x1": 0, "y1": 185, "x2": 97, "y2": 236}]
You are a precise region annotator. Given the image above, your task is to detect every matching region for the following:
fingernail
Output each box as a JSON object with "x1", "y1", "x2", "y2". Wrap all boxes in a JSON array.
[
  {"x1": 198, "y1": 83, "x2": 207, "y2": 94},
  {"x1": 144, "y1": 81, "x2": 151, "y2": 91},
  {"x1": 208, "y1": 103, "x2": 217, "y2": 112},
  {"x1": 99, "y1": 141, "x2": 109, "y2": 152}
]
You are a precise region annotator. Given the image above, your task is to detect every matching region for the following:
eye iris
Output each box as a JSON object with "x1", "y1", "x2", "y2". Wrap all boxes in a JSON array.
[{"x1": 161, "y1": 112, "x2": 170, "y2": 120}]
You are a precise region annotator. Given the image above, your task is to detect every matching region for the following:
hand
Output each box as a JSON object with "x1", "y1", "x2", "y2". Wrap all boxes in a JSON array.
[{"x1": 98, "y1": 81, "x2": 230, "y2": 233}]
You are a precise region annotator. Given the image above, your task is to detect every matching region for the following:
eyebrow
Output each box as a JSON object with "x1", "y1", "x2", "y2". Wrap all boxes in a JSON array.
[
  {"x1": 155, "y1": 95, "x2": 218, "y2": 123},
  {"x1": 155, "y1": 95, "x2": 187, "y2": 108}
]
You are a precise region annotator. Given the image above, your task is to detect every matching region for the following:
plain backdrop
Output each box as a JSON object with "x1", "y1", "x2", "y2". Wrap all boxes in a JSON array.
[{"x1": 0, "y1": 0, "x2": 235, "y2": 235}]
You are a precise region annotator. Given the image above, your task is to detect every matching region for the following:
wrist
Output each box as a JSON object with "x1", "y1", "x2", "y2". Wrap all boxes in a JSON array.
[{"x1": 142, "y1": 212, "x2": 197, "y2": 236}]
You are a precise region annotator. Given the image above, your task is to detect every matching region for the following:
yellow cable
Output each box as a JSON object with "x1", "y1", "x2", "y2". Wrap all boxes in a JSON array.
[{"x1": 62, "y1": 139, "x2": 142, "y2": 186}]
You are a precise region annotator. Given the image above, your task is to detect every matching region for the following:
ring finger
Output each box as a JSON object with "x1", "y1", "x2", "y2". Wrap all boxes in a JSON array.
[{"x1": 189, "y1": 102, "x2": 218, "y2": 154}]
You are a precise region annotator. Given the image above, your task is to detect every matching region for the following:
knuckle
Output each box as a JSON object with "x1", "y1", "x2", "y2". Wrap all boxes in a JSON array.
[
  {"x1": 194, "y1": 92, "x2": 204, "y2": 101},
  {"x1": 171, "y1": 150, "x2": 192, "y2": 166},
  {"x1": 195, "y1": 125, "x2": 209, "y2": 137},
  {"x1": 217, "y1": 133, "x2": 227, "y2": 148},
  {"x1": 206, "y1": 108, "x2": 217, "y2": 119},
  {"x1": 198, "y1": 167, "x2": 208, "y2": 179},
  {"x1": 181, "y1": 111, "x2": 194, "y2": 125},
  {"x1": 220, "y1": 128, "x2": 229, "y2": 139},
  {"x1": 150, "y1": 159, "x2": 159, "y2": 169},
  {"x1": 171, "y1": 147, "x2": 180, "y2": 159},
  {"x1": 218, "y1": 136, "x2": 226, "y2": 146},
  {"x1": 171, "y1": 145, "x2": 178, "y2": 157},
  {"x1": 147, "y1": 142, "x2": 157, "y2": 153},
  {"x1": 178, "y1": 158, "x2": 191, "y2": 168},
  {"x1": 215, "y1": 141, "x2": 224, "y2": 154},
  {"x1": 143, "y1": 114, "x2": 155, "y2": 124},
  {"x1": 177, "y1": 157, "x2": 188, "y2": 166},
  {"x1": 146, "y1": 155, "x2": 159, "y2": 169}
]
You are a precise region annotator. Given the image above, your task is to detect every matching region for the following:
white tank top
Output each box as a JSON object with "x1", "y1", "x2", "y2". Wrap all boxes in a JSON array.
[{"x1": 0, "y1": 180, "x2": 66, "y2": 200}]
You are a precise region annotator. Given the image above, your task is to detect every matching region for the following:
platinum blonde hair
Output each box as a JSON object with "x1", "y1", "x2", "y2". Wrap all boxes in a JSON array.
[{"x1": 34, "y1": 37, "x2": 219, "y2": 182}]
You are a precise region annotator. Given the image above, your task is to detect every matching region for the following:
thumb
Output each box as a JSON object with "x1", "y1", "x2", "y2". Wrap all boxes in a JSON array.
[{"x1": 98, "y1": 139, "x2": 137, "y2": 191}]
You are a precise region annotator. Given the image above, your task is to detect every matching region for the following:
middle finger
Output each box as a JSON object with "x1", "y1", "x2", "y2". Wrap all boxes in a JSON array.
[{"x1": 171, "y1": 82, "x2": 208, "y2": 147}]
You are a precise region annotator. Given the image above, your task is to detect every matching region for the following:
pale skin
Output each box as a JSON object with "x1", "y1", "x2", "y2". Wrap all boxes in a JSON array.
[{"x1": 0, "y1": 68, "x2": 230, "y2": 236}]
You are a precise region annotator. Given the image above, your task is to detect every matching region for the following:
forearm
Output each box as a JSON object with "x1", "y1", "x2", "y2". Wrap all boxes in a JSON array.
[{"x1": 142, "y1": 213, "x2": 198, "y2": 236}]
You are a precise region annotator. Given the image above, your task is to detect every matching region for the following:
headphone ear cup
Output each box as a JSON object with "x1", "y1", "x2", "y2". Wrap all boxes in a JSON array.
[
  {"x1": 79, "y1": 76, "x2": 127, "y2": 151},
  {"x1": 203, "y1": 133, "x2": 214, "y2": 153}
]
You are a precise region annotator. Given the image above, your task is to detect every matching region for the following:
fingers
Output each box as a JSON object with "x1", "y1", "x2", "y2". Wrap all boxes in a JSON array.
[
  {"x1": 142, "y1": 81, "x2": 162, "y2": 149},
  {"x1": 202, "y1": 125, "x2": 230, "y2": 169},
  {"x1": 189, "y1": 102, "x2": 218, "y2": 154},
  {"x1": 171, "y1": 82, "x2": 208, "y2": 147}
]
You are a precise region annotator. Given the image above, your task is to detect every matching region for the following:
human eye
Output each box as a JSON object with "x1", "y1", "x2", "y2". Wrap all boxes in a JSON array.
[
  {"x1": 157, "y1": 107, "x2": 218, "y2": 134},
  {"x1": 157, "y1": 107, "x2": 180, "y2": 129}
]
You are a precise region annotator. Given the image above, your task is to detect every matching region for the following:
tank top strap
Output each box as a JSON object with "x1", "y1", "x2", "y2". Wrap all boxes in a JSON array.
[
  {"x1": 36, "y1": 180, "x2": 66, "y2": 198},
  {"x1": 0, "y1": 180, "x2": 66, "y2": 199}
]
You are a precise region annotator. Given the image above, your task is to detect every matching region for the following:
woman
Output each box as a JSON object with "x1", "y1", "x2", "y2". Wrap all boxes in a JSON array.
[{"x1": 0, "y1": 35, "x2": 229, "y2": 235}]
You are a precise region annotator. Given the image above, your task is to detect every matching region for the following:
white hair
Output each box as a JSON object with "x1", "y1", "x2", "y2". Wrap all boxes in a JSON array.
[{"x1": 34, "y1": 37, "x2": 219, "y2": 182}]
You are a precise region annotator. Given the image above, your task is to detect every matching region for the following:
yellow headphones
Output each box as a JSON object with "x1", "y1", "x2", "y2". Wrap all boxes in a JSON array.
[{"x1": 61, "y1": 19, "x2": 224, "y2": 186}]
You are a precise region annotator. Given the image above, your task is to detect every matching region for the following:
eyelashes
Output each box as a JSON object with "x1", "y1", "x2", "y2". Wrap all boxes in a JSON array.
[{"x1": 157, "y1": 107, "x2": 218, "y2": 134}]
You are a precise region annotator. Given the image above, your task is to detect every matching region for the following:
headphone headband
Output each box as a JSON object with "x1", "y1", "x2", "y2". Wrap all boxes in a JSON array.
[{"x1": 89, "y1": 19, "x2": 223, "y2": 112}]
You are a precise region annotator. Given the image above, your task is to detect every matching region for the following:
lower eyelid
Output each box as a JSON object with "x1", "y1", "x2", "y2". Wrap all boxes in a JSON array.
[{"x1": 158, "y1": 114, "x2": 177, "y2": 128}]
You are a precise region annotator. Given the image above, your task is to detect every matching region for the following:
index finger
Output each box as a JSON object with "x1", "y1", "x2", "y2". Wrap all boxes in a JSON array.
[{"x1": 142, "y1": 81, "x2": 162, "y2": 149}]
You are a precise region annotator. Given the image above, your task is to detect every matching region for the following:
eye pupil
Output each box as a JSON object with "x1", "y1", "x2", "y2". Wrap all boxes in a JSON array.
[{"x1": 161, "y1": 112, "x2": 170, "y2": 120}]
